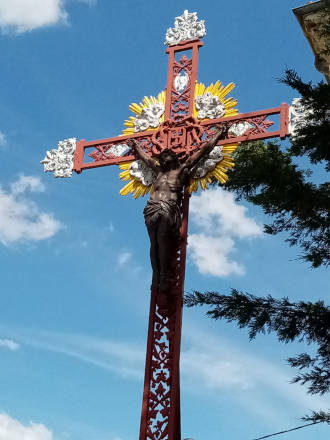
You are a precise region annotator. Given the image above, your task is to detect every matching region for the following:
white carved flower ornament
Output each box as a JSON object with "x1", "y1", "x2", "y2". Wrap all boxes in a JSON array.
[
  {"x1": 165, "y1": 10, "x2": 206, "y2": 46},
  {"x1": 195, "y1": 92, "x2": 226, "y2": 119},
  {"x1": 129, "y1": 160, "x2": 157, "y2": 186},
  {"x1": 41, "y1": 138, "x2": 76, "y2": 178},
  {"x1": 134, "y1": 103, "x2": 165, "y2": 132}
]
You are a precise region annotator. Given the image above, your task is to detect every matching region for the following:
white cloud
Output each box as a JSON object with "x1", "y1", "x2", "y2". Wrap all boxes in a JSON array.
[
  {"x1": 188, "y1": 233, "x2": 245, "y2": 276},
  {"x1": 0, "y1": 0, "x2": 67, "y2": 33},
  {"x1": 181, "y1": 325, "x2": 330, "y2": 422},
  {"x1": 0, "y1": 131, "x2": 6, "y2": 149},
  {"x1": 12, "y1": 330, "x2": 144, "y2": 379},
  {"x1": 188, "y1": 188, "x2": 263, "y2": 276},
  {"x1": 0, "y1": 338, "x2": 20, "y2": 351},
  {"x1": 0, "y1": 413, "x2": 53, "y2": 440},
  {"x1": 10, "y1": 175, "x2": 45, "y2": 195},
  {"x1": 107, "y1": 222, "x2": 115, "y2": 233},
  {"x1": 190, "y1": 187, "x2": 262, "y2": 238},
  {"x1": 0, "y1": 0, "x2": 97, "y2": 34},
  {"x1": 182, "y1": 346, "x2": 252, "y2": 390},
  {"x1": 0, "y1": 175, "x2": 61, "y2": 246},
  {"x1": 117, "y1": 250, "x2": 132, "y2": 267},
  {"x1": 6, "y1": 326, "x2": 329, "y2": 425}
]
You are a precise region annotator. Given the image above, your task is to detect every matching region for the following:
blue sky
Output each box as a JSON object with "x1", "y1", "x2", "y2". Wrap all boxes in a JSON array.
[{"x1": 0, "y1": 1, "x2": 329, "y2": 440}]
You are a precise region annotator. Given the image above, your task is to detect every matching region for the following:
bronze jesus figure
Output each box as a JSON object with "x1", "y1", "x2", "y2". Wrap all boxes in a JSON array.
[{"x1": 127, "y1": 124, "x2": 227, "y2": 294}]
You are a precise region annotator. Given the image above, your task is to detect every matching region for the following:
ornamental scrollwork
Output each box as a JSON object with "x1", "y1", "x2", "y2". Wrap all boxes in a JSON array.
[
  {"x1": 146, "y1": 307, "x2": 171, "y2": 440},
  {"x1": 170, "y1": 56, "x2": 193, "y2": 120}
]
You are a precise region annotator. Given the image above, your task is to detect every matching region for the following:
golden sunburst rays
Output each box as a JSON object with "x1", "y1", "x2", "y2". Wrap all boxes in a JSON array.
[
  {"x1": 188, "y1": 143, "x2": 238, "y2": 193},
  {"x1": 119, "y1": 90, "x2": 165, "y2": 198},
  {"x1": 122, "y1": 91, "x2": 166, "y2": 136},
  {"x1": 193, "y1": 81, "x2": 238, "y2": 119},
  {"x1": 189, "y1": 81, "x2": 239, "y2": 193},
  {"x1": 119, "y1": 81, "x2": 239, "y2": 198}
]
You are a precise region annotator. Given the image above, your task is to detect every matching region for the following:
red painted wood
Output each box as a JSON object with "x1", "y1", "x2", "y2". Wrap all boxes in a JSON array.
[
  {"x1": 165, "y1": 39, "x2": 204, "y2": 54},
  {"x1": 164, "y1": 47, "x2": 175, "y2": 120},
  {"x1": 164, "y1": 40, "x2": 203, "y2": 122},
  {"x1": 139, "y1": 291, "x2": 157, "y2": 440},
  {"x1": 168, "y1": 189, "x2": 190, "y2": 440},
  {"x1": 189, "y1": 44, "x2": 201, "y2": 116},
  {"x1": 73, "y1": 139, "x2": 85, "y2": 174},
  {"x1": 279, "y1": 102, "x2": 290, "y2": 139},
  {"x1": 73, "y1": 105, "x2": 290, "y2": 173},
  {"x1": 73, "y1": 131, "x2": 155, "y2": 173}
]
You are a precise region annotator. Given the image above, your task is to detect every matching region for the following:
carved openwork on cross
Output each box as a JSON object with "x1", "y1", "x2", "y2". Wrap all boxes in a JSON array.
[{"x1": 41, "y1": 10, "x2": 298, "y2": 440}]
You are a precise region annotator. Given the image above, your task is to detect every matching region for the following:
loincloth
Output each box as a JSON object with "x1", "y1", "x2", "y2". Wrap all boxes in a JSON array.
[{"x1": 143, "y1": 199, "x2": 182, "y2": 232}]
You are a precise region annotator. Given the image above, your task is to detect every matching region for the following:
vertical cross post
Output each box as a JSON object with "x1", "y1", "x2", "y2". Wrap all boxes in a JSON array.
[
  {"x1": 164, "y1": 40, "x2": 203, "y2": 120},
  {"x1": 139, "y1": 40, "x2": 202, "y2": 440}
]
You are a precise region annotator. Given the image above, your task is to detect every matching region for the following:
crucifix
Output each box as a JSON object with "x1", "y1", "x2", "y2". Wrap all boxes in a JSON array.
[{"x1": 41, "y1": 10, "x2": 295, "y2": 440}]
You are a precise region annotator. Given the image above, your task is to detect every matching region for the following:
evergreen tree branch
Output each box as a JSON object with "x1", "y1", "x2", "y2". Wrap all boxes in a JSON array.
[
  {"x1": 279, "y1": 69, "x2": 330, "y2": 169},
  {"x1": 302, "y1": 409, "x2": 330, "y2": 424},
  {"x1": 223, "y1": 141, "x2": 330, "y2": 267},
  {"x1": 184, "y1": 290, "x2": 330, "y2": 395},
  {"x1": 221, "y1": 71, "x2": 330, "y2": 267}
]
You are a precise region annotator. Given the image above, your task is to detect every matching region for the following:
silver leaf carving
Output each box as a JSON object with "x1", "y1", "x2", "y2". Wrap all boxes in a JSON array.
[
  {"x1": 191, "y1": 145, "x2": 223, "y2": 178},
  {"x1": 174, "y1": 71, "x2": 189, "y2": 92},
  {"x1": 41, "y1": 138, "x2": 76, "y2": 178},
  {"x1": 107, "y1": 143, "x2": 130, "y2": 157},
  {"x1": 228, "y1": 121, "x2": 253, "y2": 137},
  {"x1": 130, "y1": 160, "x2": 157, "y2": 186},
  {"x1": 289, "y1": 98, "x2": 313, "y2": 138},
  {"x1": 134, "y1": 103, "x2": 165, "y2": 132},
  {"x1": 165, "y1": 10, "x2": 206, "y2": 46},
  {"x1": 195, "y1": 93, "x2": 225, "y2": 119},
  {"x1": 289, "y1": 97, "x2": 328, "y2": 138}
]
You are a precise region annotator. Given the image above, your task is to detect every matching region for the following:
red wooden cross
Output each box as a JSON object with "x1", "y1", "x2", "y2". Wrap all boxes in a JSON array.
[{"x1": 42, "y1": 10, "x2": 290, "y2": 440}]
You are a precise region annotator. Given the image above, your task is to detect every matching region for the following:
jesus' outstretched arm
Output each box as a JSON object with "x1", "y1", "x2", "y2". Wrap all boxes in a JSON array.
[
  {"x1": 127, "y1": 139, "x2": 159, "y2": 172},
  {"x1": 182, "y1": 123, "x2": 228, "y2": 174}
]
